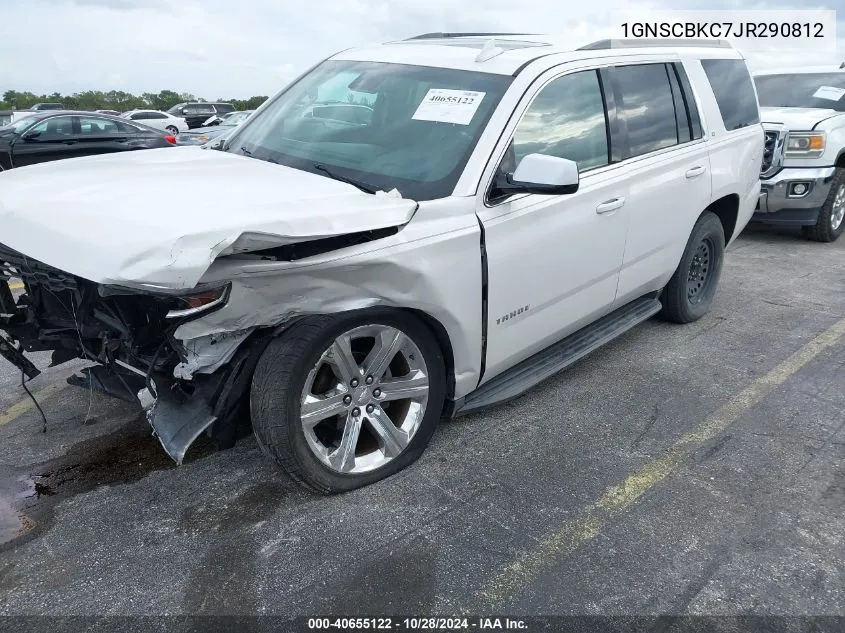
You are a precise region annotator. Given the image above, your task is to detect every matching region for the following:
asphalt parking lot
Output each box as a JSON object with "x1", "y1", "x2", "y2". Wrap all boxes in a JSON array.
[{"x1": 0, "y1": 223, "x2": 842, "y2": 622}]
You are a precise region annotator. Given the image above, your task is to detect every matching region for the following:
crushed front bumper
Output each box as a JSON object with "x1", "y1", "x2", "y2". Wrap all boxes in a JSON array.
[{"x1": 754, "y1": 166, "x2": 836, "y2": 226}]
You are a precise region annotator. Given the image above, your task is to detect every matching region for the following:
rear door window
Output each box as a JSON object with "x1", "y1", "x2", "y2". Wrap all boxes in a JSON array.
[
  {"x1": 612, "y1": 64, "x2": 679, "y2": 158},
  {"x1": 701, "y1": 59, "x2": 760, "y2": 131}
]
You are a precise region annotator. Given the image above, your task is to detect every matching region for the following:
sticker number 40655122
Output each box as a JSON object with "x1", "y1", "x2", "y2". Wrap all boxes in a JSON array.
[{"x1": 411, "y1": 89, "x2": 486, "y2": 125}]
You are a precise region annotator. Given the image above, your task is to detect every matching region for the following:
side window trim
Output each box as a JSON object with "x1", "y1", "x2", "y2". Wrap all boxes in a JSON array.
[
  {"x1": 664, "y1": 63, "x2": 685, "y2": 144},
  {"x1": 598, "y1": 66, "x2": 626, "y2": 163},
  {"x1": 672, "y1": 62, "x2": 703, "y2": 140}
]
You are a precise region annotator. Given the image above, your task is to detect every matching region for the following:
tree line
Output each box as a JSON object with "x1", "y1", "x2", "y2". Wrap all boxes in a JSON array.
[{"x1": 0, "y1": 90, "x2": 269, "y2": 112}]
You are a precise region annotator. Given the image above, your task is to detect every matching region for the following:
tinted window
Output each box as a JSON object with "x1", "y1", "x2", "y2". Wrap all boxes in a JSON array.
[
  {"x1": 148, "y1": 112, "x2": 167, "y2": 119},
  {"x1": 701, "y1": 59, "x2": 760, "y2": 131},
  {"x1": 614, "y1": 64, "x2": 678, "y2": 158},
  {"x1": 214, "y1": 103, "x2": 235, "y2": 113},
  {"x1": 129, "y1": 113, "x2": 147, "y2": 120},
  {"x1": 184, "y1": 104, "x2": 215, "y2": 115},
  {"x1": 754, "y1": 73, "x2": 845, "y2": 112},
  {"x1": 509, "y1": 70, "x2": 609, "y2": 173},
  {"x1": 30, "y1": 116, "x2": 75, "y2": 137},
  {"x1": 666, "y1": 66, "x2": 691, "y2": 143},
  {"x1": 80, "y1": 117, "x2": 115, "y2": 134},
  {"x1": 673, "y1": 63, "x2": 703, "y2": 139},
  {"x1": 79, "y1": 117, "x2": 137, "y2": 135}
]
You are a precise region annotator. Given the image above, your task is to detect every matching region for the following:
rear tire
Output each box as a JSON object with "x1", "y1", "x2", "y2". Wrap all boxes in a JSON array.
[
  {"x1": 250, "y1": 309, "x2": 446, "y2": 494},
  {"x1": 659, "y1": 211, "x2": 725, "y2": 324},
  {"x1": 802, "y1": 168, "x2": 845, "y2": 243},
  {"x1": 165, "y1": 125, "x2": 179, "y2": 135}
]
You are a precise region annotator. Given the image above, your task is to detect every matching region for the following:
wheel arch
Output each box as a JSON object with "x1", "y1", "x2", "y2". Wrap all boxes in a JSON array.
[
  {"x1": 704, "y1": 193, "x2": 740, "y2": 244},
  {"x1": 405, "y1": 307, "x2": 457, "y2": 416}
]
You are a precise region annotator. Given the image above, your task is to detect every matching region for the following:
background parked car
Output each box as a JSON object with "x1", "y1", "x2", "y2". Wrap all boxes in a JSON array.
[
  {"x1": 0, "y1": 111, "x2": 175, "y2": 170},
  {"x1": 167, "y1": 102, "x2": 235, "y2": 129},
  {"x1": 175, "y1": 110, "x2": 255, "y2": 145},
  {"x1": 120, "y1": 109, "x2": 188, "y2": 135},
  {"x1": 27, "y1": 103, "x2": 64, "y2": 111},
  {"x1": 201, "y1": 111, "x2": 239, "y2": 127},
  {"x1": 0, "y1": 111, "x2": 11, "y2": 127}
]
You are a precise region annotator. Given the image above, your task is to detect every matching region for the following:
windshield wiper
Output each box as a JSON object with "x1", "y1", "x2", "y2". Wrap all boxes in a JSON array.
[
  {"x1": 313, "y1": 163, "x2": 378, "y2": 195},
  {"x1": 240, "y1": 146, "x2": 252, "y2": 156}
]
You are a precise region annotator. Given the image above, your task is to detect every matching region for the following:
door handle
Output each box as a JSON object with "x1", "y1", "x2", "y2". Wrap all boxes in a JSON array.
[
  {"x1": 596, "y1": 197, "x2": 625, "y2": 214},
  {"x1": 62, "y1": 139, "x2": 78, "y2": 145},
  {"x1": 685, "y1": 166, "x2": 705, "y2": 179}
]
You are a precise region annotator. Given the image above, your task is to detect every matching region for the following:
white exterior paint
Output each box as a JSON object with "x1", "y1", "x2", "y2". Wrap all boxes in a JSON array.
[
  {"x1": 0, "y1": 37, "x2": 762, "y2": 400},
  {"x1": 121, "y1": 109, "x2": 189, "y2": 133}
]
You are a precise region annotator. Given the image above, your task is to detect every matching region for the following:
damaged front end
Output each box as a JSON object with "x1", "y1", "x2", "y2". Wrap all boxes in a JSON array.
[{"x1": 0, "y1": 242, "x2": 267, "y2": 463}]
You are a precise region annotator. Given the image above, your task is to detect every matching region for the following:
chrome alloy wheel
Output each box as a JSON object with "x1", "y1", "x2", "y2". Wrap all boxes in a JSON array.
[
  {"x1": 831, "y1": 184, "x2": 845, "y2": 231},
  {"x1": 299, "y1": 325, "x2": 430, "y2": 474}
]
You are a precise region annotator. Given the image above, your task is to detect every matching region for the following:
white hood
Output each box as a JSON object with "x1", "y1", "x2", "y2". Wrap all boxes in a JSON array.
[
  {"x1": 0, "y1": 148, "x2": 417, "y2": 289},
  {"x1": 760, "y1": 106, "x2": 840, "y2": 129}
]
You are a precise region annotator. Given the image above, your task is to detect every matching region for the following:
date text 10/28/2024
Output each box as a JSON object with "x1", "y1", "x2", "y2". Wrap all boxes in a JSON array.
[{"x1": 307, "y1": 617, "x2": 529, "y2": 631}]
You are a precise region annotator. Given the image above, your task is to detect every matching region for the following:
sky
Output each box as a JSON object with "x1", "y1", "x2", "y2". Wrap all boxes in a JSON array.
[{"x1": 0, "y1": 0, "x2": 842, "y2": 99}]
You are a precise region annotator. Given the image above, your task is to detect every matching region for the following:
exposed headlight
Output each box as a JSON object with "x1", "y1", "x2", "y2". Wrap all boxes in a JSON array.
[
  {"x1": 785, "y1": 132, "x2": 825, "y2": 158},
  {"x1": 165, "y1": 283, "x2": 231, "y2": 319},
  {"x1": 195, "y1": 135, "x2": 210, "y2": 143}
]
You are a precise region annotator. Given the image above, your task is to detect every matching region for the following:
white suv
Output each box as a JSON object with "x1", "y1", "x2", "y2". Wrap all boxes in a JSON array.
[{"x1": 0, "y1": 34, "x2": 762, "y2": 493}]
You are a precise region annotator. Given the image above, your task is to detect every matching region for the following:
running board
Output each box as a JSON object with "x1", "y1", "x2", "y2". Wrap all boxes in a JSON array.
[{"x1": 454, "y1": 296, "x2": 662, "y2": 416}]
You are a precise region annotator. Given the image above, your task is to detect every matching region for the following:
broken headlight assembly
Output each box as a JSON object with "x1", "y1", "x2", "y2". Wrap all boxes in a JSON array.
[
  {"x1": 99, "y1": 281, "x2": 232, "y2": 321},
  {"x1": 163, "y1": 283, "x2": 231, "y2": 319}
]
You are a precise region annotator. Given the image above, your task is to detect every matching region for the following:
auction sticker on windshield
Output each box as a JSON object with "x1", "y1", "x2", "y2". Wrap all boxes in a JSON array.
[
  {"x1": 412, "y1": 89, "x2": 485, "y2": 125},
  {"x1": 812, "y1": 86, "x2": 845, "y2": 101}
]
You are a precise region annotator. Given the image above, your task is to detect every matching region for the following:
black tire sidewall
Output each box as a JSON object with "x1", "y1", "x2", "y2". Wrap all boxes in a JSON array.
[
  {"x1": 812, "y1": 169, "x2": 845, "y2": 242},
  {"x1": 665, "y1": 212, "x2": 726, "y2": 322},
  {"x1": 252, "y1": 309, "x2": 446, "y2": 493}
]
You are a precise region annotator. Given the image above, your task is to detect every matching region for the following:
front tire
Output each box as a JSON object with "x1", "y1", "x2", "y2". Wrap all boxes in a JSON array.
[
  {"x1": 250, "y1": 310, "x2": 446, "y2": 494},
  {"x1": 659, "y1": 211, "x2": 726, "y2": 324},
  {"x1": 802, "y1": 168, "x2": 845, "y2": 243}
]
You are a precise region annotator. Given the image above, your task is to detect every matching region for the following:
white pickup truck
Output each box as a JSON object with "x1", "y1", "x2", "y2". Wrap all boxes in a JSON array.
[{"x1": 753, "y1": 66, "x2": 845, "y2": 242}]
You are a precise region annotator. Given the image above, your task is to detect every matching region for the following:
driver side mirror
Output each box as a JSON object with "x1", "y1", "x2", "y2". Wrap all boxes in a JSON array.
[
  {"x1": 22, "y1": 130, "x2": 41, "y2": 141},
  {"x1": 494, "y1": 153, "x2": 579, "y2": 197}
]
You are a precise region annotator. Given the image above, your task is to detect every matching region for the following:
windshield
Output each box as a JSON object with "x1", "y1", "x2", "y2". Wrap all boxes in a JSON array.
[
  {"x1": 754, "y1": 73, "x2": 845, "y2": 111},
  {"x1": 0, "y1": 117, "x2": 41, "y2": 134},
  {"x1": 222, "y1": 111, "x2": 253, "y2": 126},
  {"x1": 225, "y1": 60, "x2": 513, "y2": 200}
]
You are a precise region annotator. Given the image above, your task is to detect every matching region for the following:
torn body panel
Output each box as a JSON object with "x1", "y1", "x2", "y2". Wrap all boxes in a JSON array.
[
  {"x1": 0, "y1": 195, "x2": 483, "y2": 463},
  {"x1": 175, "y1": 199, "x2": 484, "y2": 399}
]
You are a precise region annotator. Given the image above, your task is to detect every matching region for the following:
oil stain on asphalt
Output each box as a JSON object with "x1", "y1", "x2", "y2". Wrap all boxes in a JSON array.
[{"x1": 0, "y1": 417, "x2": 216, "y2": 551}]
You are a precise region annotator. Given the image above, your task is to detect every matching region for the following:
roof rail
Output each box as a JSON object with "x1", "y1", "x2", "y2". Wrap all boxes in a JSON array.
[
  {"x1": 406, "y1": 32, "x2": 536, "y2": 40},
  {"x1": 578, "y1": 38, "x2": 733, "y2": 50}
]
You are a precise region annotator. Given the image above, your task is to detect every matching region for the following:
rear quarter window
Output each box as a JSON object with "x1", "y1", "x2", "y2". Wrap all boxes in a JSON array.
[{"x1": 701, "y1": 59, "x2": 760, "y2": 131}]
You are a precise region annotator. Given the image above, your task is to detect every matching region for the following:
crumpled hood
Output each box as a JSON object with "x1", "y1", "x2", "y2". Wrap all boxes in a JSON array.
[
  {"x1": 760, "y1": 106, "x2": 841, "y2": 129},
  {"x1": 0, "y1": 147, "x2": 417, "y2": 289}
]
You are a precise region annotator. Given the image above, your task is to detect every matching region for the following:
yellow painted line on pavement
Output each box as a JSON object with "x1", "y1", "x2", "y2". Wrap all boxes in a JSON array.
[
  {"x1": 0, "y1": 381, "x2": 69, "y2": 427},
  {"x1": 475, "y1": 316, "x2": 845, "y2": 610},
  {"x1": 8, "y1": 282, "x2": 23, "y2": 290}
]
